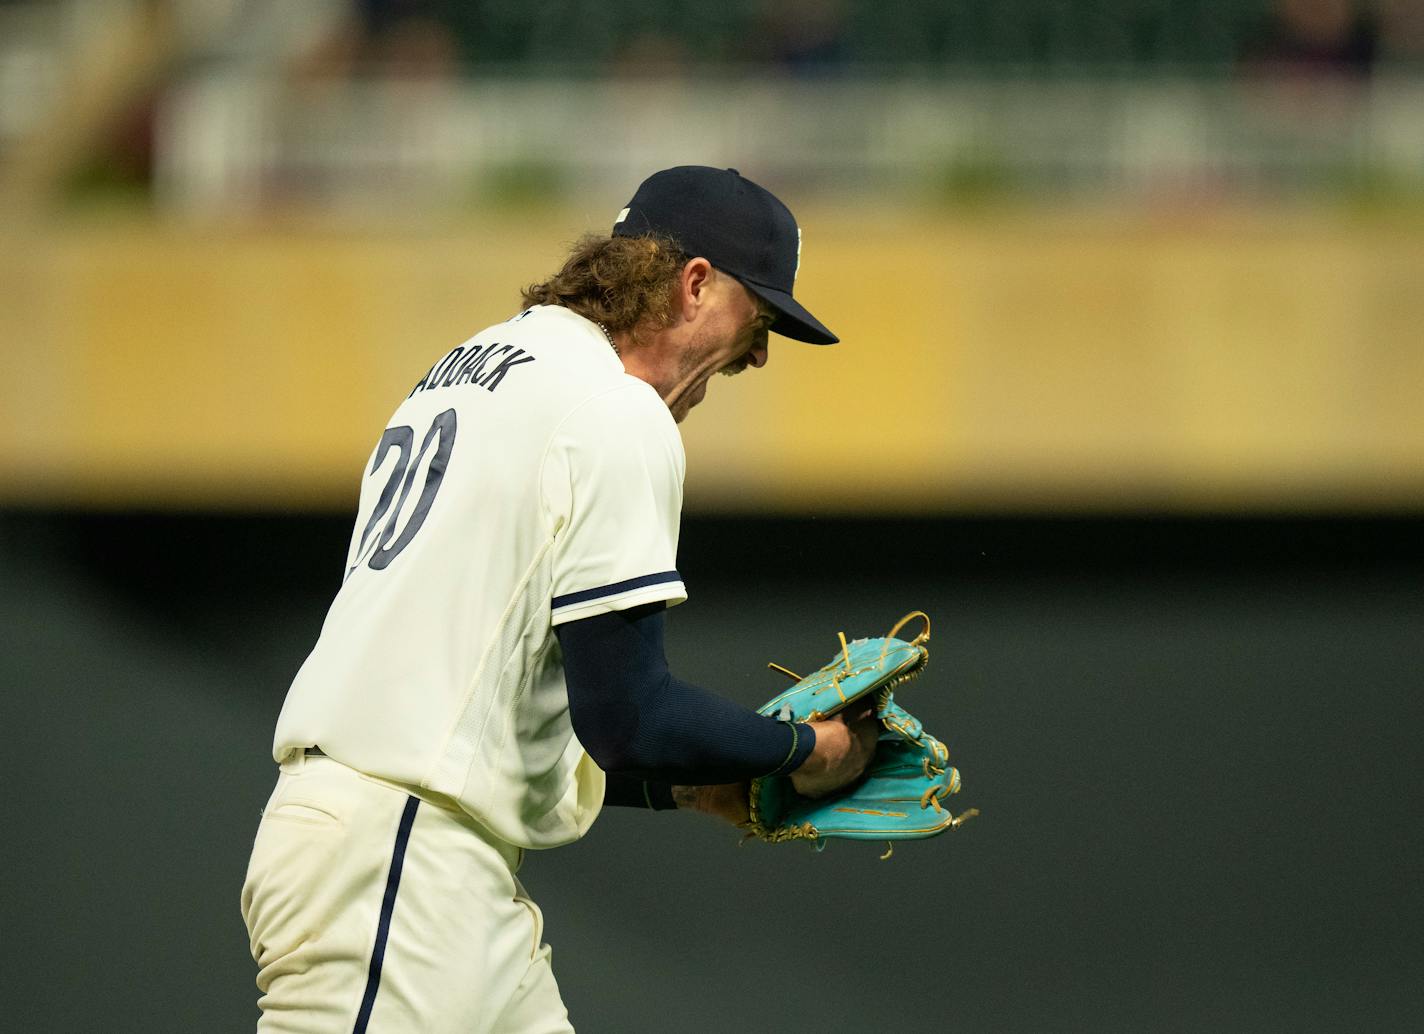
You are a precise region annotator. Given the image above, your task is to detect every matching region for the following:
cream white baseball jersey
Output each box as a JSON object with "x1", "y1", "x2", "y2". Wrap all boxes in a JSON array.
[{"x1": 271, "y1": 304, "x2": 688, "y2": 849}]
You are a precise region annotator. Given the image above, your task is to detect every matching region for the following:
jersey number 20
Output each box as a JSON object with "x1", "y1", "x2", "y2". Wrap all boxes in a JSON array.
[{"x1": 349, "y1": 408, "x2": 457, "y2": 576}]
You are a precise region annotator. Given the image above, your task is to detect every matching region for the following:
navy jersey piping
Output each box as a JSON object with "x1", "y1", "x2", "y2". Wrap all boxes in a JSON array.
[
  {"x1": 552, "y1": 570, "x2": 681, "y2": 611},
  {"x1": 351, "y1": 796, "x2": 420, "y2": 1034}
]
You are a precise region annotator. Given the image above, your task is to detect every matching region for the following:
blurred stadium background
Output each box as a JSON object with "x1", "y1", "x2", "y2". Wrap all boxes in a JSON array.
[{"x1": 2, "y1": 1, "x2": 1420, "y2": 1031}]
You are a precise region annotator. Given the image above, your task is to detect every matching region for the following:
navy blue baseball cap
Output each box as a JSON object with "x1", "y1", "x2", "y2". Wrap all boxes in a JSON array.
[{"x1": 612, "y1": 166, "x2": 838, "y2": 345}]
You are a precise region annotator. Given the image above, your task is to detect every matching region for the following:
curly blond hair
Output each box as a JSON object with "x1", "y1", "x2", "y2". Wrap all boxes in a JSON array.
[{"x1": 521, "y1": 233, "x2": 687, "y2": 339}]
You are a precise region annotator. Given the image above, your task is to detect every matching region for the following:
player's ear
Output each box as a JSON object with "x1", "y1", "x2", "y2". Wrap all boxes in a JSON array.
[{"x1": 679, "y1": 257, "x2": 714, "y2": 320}]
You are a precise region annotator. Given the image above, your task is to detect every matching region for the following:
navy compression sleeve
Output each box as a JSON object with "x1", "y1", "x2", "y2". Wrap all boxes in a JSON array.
[
  {"x1": 603, "y1": 772, "x2": 677, "y2": 810},
  {"x1": 555, "y1": 603, "x2": 816, "y2": 790}
]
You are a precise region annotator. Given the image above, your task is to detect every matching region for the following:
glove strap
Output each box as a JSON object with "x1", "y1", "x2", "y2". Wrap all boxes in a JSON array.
[{"x1": 882, "y1": 610, "x2": 931, "y2": 655}]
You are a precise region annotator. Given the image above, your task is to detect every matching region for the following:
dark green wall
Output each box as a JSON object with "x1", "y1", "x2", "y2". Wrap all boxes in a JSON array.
[
  {"x1": 416, "y1": 0, "x2": 1281, "y2": 74},
  {"x1": 2, "y1": 511, "x2": 1419, "y2": 1032}
]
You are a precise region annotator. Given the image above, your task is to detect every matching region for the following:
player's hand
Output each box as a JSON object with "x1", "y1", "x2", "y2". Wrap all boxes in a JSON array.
[
  {"x1": 790, "y1": 707, "x2": 879, "y2": 799},
  {"x1": 672, "y1": 782, "x2": 750, "y2": 826}
]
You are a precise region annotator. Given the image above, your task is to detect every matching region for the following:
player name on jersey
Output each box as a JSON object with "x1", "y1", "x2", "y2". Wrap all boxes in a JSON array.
[{"x1": 408, "y1": 341, "x2": 537, "y2": 398}]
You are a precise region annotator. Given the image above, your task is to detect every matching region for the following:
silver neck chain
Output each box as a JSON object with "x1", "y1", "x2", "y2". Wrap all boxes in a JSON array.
[{"x1": 597, "y1": 322, "x2": 619, "y2": 356}]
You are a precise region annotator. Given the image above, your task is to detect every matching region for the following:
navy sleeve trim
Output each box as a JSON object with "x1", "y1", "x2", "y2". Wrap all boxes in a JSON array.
[
  {"x1": 552, "y1": 570, "x2": 681, "y2": 610},
  {"x1": 768, "y1": 722, "x2": 817, "y2": 777}
]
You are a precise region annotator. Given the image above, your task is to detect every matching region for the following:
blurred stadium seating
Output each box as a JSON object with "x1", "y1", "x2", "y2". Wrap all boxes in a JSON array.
[{"x1": 4, "y1": 0, "x2": 1423, "y2": 212}]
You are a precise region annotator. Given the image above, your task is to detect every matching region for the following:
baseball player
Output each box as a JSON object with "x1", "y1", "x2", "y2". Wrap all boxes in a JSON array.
[{"x1": 241, "y1": 166, "x2": 878, "y2": 1033}]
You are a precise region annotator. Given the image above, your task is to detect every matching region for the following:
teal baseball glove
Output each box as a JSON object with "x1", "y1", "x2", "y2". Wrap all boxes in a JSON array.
[{"x1": 742, "y1": 612, "x2": 977, "y2": 856}]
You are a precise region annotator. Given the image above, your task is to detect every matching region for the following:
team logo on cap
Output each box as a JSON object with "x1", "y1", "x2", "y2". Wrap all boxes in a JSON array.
[
  {"x1": 794, "y1": 227, "x2": 802, "y2": 283},
  {"x1": 615, "y1": 207, "x2": 630, "y2": 225}
]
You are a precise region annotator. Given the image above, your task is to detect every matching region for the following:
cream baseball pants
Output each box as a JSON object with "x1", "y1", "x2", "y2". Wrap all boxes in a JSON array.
[{"x1": 241, "y1": 752, "x2": 574, "y2": 1033}]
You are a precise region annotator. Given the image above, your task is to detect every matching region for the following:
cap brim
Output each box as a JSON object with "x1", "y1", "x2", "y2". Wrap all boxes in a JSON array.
[{"x1": 742, "y1": 282, "x2": 839, "y2": 345}]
